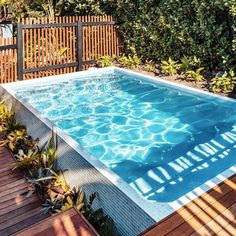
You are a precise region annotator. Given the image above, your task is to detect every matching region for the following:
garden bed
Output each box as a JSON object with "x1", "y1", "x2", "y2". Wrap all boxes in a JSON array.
[
  {"x1": 131, "y1": 68, "x2": 236, "y2": 99},
  {"x1": 96, "y1": 55, "x2": 235, "y2": 99}
]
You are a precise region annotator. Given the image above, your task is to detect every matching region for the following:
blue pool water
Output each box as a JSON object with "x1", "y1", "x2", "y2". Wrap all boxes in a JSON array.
[{"x1": 16, "y1": 70, "x2": 236, "y2": 202}]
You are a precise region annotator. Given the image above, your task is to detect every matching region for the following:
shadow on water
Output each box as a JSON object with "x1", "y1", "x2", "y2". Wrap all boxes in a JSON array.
[{"x1": 112, "y1": 123, "x2": 236, "y2": 202}]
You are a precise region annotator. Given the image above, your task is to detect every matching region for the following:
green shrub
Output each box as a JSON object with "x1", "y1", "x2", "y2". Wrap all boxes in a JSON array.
[
  {"x1": 145, "y1": 60, "x2": 156, "y2": 72},
  {"x1": 180, "y1": 56, "x2": 201, "y2": 72},
  {"x1": 119, "y1": 54, "x2": 141, "y2": 69},
  {"x1": 211, "y1": 69, "x2": 236, "y2": 92},
  {"x1": 160, "y1": 57, "x2": 180, "y2": 76},
  {"x1": 97, "y1": 56, "x2": 114, "y2": 68},
  {"x1": 12, "y1": 149, "x2": 40, "y2": 170},
  {"x1": 115, "y1": 0, "x2": 235, "y2": 71},
  {"x1": 185, "y1": 68, "x2": 205, "y2": 82}
]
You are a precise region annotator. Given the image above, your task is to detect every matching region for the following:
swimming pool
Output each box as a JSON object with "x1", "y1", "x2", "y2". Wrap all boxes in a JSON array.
[{"x1": 2, "y1": 67, "x2": 236, "y2": 235}]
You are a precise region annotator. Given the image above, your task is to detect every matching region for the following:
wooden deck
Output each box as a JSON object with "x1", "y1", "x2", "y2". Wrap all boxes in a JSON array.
[
  {"x1": 13, "y1": 208, "x2": 99, "y2": 236},
  {"x1": 141, "y1": 174, "x2": 236, "y2": 236},
  {"x1": 0, "y1": 146, "x2": 98, "y2": 236},
  {"x1": 0, "y1": 146, "x2": 49, "y2": 236}
]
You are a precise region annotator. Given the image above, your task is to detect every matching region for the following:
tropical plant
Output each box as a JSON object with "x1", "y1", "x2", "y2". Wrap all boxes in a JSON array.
[
  {"x1": 211, "y1": 69, "x2": 236, "y2": 93},
  {"x1": 97, "y1": 56, "x2": 114, "y2": 68},
  {"x1": 11, "y1": 149, "x2": 40, "y2": 170},
  {"x1": 0, "y1": 102, "x2": 13, "y2": 127},
  {"x1": 2, "y1": 106, "x2": 117, "y2": 235},
  {"x1": 58, "y1": 187, "x2": 85, "y2": 212},
  {"x1": 41, "y1": 195, "x2": 63, "y2": 214},
  {"x1": 40, "y1": 132, "x2": 58, "y2": 170},
  {"x1": 185, "y1": 68, "x2": 205, "y2": 82},
  {"x1": 0, "y1": 129, "x2": 27, "y2": 150},
  {"x1": 119, "y1": 54, "x2": 141, "y2": 69},
  {"x1": 27, "y1": 0, "x2": 64, "y2": 18},
  {"x1": 3, "y1": 115, "x2": 26, "y2": 133},
  {"x1": 160, "y1": 57, "x2": 180, "y2": 76},
  {"x1": 180, "y1": 56, "x2": 201, "y2": 72},
  {"x1": 80, "y1": 192, "x2": 117, "y2": 235},
  {"x1": 12, "y1": 135, "x2": 38, "y2": 155},
  {"x1": 49, "y1": 169, "x2": 70, "y2": 194},
  {"x1": 145, "y1": 60, "x2": 155, "y2": 72}
]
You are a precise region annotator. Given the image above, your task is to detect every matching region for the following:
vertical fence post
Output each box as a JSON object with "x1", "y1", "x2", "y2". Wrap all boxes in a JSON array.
[
  {"x1": 17, "y1": 23, "x2": 23, "y2": 81},
  {"x1": 76, "y1": 22, "x2": 83, "y2": 71}
]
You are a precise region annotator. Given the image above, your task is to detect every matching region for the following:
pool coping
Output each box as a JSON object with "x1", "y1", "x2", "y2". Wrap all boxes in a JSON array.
[{"x1": 1, "y1": 66, "x2": 236, "y2": 223}]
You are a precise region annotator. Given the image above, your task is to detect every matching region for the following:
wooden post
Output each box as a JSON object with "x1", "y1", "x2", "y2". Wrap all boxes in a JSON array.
[
  {"x1": 17, "y1": 23, "x2": 23, "y2": 81},
  {"x1": 77, "y1": 22, "x2": 83, "y2": 71}
]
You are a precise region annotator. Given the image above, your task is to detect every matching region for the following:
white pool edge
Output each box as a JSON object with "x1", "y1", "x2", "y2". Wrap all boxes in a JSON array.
[{"x1": 1, "y1": 66, "x2": 236, "y2": 223}]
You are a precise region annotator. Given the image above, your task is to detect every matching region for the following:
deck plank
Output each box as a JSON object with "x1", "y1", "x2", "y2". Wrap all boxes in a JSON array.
[
  {"x1": 166, "y1": 189, "x2": 236, "y2": 235},
  {"x1": 0, "y1": 178, "x2": 26, "y2": 192},
  {"x1": 0, "y1": 211, "x2": 47, "y2": 236},
  {"x1": 190, "y1": 202, "x2": 236, "y2": 236},
  {"x1": 0, "y1": 201, "x2": 41, "y2": 223},
  {"x1": 13, "y1": 208, "x2": 99, "y2": 236},
  {"x1": 140, "y1": 174, "x2": 236, "y2": 236},
  {"x1": 0, "y1": 194, "x2": 39, "y2": 216}
]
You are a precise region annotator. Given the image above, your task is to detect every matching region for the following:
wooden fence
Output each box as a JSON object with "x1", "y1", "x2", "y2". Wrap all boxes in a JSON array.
[
  {"x1": 0, "y1": 37, "x2": 17, "y2": 83},
  {"x1": 0, "y1": 16, "x2": 121, "y2": 83}
]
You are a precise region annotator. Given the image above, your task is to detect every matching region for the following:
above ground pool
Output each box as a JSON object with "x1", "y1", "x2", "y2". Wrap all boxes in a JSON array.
[
  {"x1": 2, "y1": 67, "x2": 236, "y2": 234},
  {"x1": 14, "y1": 68, "x2": 236, "y2": 201}
]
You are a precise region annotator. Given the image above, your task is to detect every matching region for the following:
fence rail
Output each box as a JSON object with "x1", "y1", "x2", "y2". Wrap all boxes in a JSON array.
[{"x1": 0, "y1": 16, "x2": 121, "y2": 83}]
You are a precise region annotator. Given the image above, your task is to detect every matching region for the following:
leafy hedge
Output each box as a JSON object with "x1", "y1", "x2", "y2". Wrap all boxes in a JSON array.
[{"x1": 63, "y1": 0, "x2": 236, "y2": 72}]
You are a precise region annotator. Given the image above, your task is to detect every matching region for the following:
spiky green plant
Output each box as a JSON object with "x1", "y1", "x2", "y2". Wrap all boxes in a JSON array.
[{"x1": 161, "y1": 57, "x2": 180, "y2": 75}]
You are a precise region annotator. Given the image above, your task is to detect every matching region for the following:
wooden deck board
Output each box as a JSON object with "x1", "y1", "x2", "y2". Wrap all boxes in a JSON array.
[
  {"x1": 13, "y1": 208, "x2": 99, "y2": 236},
  {"x1": 0, "y1": 194, "x2": 39, "y2": 216},
  {"x1": 140, "y1": 174, "x2": 236, "y2": 236}
]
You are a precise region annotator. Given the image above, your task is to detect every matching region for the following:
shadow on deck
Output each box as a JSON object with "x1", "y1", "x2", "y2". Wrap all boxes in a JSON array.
[{"x1": 140, "y1": 174, "x2": 236, "y2": 235}]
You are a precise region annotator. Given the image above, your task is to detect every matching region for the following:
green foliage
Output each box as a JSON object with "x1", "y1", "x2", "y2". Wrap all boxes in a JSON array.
[
  {"x1": 97, "y1": 56, "x2": 114, "y2": 68},
  {"x1": 3, "y1": 115, "x2": 26, "y2": 134},
  {"x1": 0, "y1": 0, "x2": 10, "y2": 22},
  {"x1": 185, "y1": 68, "x2": 205, "y2": 82},
  {"x1": 82, "y1": 192, "x2": 117, "y2": 236},
  {"x1": 119, "y1": 54, "x2": 141, "y2": 69},
  {"x1": 0, "y1": 126, "x2": 27, "y2": 151},
  {"x1": 12, "y1": 135, "x2": 38, "y2": 155},
  {"x1": 40, "y1": 132, "x2": 58, "y2": 169},
  {"x1": 63, "y1": 0, "x2": 106, "y2": 15},
  {"x1": 116, "y1": 0, "x2": 235, "y2": 71},
  {"x1": 41, "y1": 195, "x2": 63, "y2": 214},
  {"x1": 12, "y1": 149, "x2": 40, "y2": 170},
  {"x1": 0, "y1": 102, "x2": 12, "y2": 117},
  {"x1": 57, "y1": 187, "x2": 85, "y2": 212},
  {"x1": 0, "y1": 0, "x2": 31, "y2": 22},
  {"x1": 161, "y1": 58, "x2": 180, "y2": 76},
  {"x1": 211, "y1": 69, "x2": 236, "y2": 92},
  {"x1": 145, "y1": 60, "x2": 156, "y2": 72},
  {"x1": 180, "y1": 56, "x2": 201, "y2": 72}
]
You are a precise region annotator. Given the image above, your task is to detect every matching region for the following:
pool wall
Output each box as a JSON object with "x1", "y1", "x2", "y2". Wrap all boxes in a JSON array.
[{"x1": 0, "y1": 69, "x2": 157, "y2": 236}]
